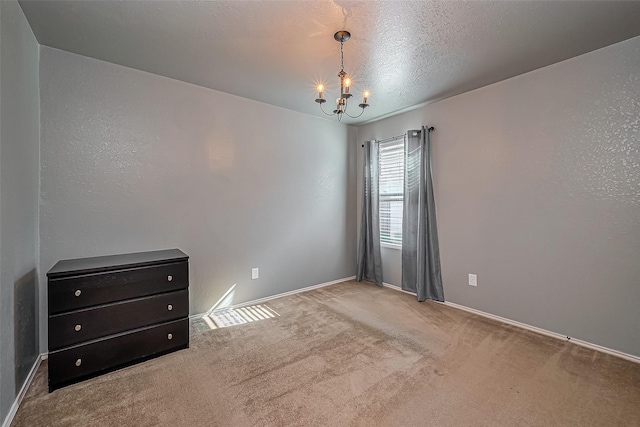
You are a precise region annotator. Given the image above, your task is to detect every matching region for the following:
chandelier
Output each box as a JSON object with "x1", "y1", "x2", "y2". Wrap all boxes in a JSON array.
[{"x1": 315, "y1": 31, "x2": 370, "y2": 121}]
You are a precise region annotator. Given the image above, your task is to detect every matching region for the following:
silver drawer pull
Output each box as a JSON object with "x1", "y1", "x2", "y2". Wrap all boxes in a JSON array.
[
  {"x1": 74, "y1": 290, "x2": 82, "y2": 297},
  {"x1": 167, "y1": 333, "x2": 173, "y2": 340},
  {"x1": 75, "y1": 359, "x2": 82, "y2": 367},
  {"x1": 167, "y1": 275, "x2": 173, "y2": 282},
  {"x1": 74, "y1": 324, "x2": 82, "y2": 332},
  {"x1": 167, "y1": 304, "x2": 173, "y2": 311}
]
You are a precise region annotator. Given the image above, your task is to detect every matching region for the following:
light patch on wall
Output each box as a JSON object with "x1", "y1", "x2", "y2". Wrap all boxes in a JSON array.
[
  {"x1": 563, "y1": 72, "x2": 640, "y2": 205},
  {"x1": 208, "y1": 138, "x2": 236, "y2": 173},
  {"x1": 205, "y1": 284, "x2": 237, "y2": 313},
  {"x1": 316, "y1": 166, "x2": 338, "y2": 198}
]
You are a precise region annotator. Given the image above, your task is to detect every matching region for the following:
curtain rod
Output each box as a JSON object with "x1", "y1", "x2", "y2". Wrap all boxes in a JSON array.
[{"x1": 361, "y1": 126, "x2": 434, "y2": 147}]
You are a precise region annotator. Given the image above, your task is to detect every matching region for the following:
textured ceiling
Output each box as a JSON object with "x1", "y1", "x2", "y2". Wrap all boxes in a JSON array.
[{"x1": 19, "y1": 1, "x2": 640, "y2": 125}]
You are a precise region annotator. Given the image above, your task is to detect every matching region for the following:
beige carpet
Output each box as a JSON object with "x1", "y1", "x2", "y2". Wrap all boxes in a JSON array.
[{"x1": 12, "y1": 281, "x2": 640, "y2": 426}]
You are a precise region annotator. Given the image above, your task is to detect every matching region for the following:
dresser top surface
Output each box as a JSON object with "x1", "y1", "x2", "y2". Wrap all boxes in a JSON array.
[{"x1": 47, "y1": 249, "x2": 188, "y2": 279}]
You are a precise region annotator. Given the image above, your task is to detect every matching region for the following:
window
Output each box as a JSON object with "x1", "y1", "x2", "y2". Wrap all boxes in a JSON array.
[{"x1": 379, "y1": 137, "x2": 404, "y2": 247}]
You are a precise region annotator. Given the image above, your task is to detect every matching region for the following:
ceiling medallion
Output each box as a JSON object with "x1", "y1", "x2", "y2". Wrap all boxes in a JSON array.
[{"x1": 315, "y1": 31, "x2": 369, "y2": 121}]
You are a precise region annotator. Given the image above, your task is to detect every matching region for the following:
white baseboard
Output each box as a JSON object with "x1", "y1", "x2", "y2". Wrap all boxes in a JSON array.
[
  {"x1": 381, "y1": 283, "x2": 640, "y2": 364},
  {"x1": 191, "y1": 276, "x2": 356, "y2": 319},
  {"x1": 2, "y1": 353, "x2": 45, "y2": 427},
  {"x1": 442, "y1": 301, "x2": 640, "y2": 363},
  {"x1": 382, "y1": 282, "x2": 416, "y2": 295}
]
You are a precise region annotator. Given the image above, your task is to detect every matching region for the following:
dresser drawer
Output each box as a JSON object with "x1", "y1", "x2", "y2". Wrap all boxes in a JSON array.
[
  {"x1": 48, "y1": 290, "x2": 189, "y2": 351},
  {"x1": 48, "y1": 318, "x2": 189, "y2": 391},
  {"x1": 48, "y1": 261, "x2": 188, "y2": 314}
]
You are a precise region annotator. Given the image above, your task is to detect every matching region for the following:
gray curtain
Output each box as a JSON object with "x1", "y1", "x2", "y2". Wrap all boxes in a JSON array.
[
  {"x1": 356, "y1": 140, "x2": 383, "y2": 286},
  {"x1": 401, "y1": 127, "x2": 444, "y2": 302}
]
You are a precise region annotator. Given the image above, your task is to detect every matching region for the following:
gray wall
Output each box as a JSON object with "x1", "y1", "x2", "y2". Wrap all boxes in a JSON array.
[
  {"x1": 0, "y1": 0, "x2": 41, "y2": 422},
  {"x1": 357, "y1": 36, "x2": 640, "y2": 357},
  {"x1": 39, "y1": 47, "x2": 357, "y2": 352}
]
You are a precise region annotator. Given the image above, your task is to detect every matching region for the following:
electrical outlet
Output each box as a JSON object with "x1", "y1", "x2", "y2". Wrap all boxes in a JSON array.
[
  {"x1": 468, "y1": 274, "x2": 477, "y2": 287},
  {"x1": 251, "y1": 268, "x2": 259, "y2": 280}
]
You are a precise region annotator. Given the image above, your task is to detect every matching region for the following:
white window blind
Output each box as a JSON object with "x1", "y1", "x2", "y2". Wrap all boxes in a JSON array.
[{"x1": 379, "y1": 138, "x2": 404, "y2": 246}]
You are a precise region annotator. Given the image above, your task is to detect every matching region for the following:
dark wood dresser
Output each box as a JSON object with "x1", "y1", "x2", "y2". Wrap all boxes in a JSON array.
[{"x1": 47, "y1": 249, "x2": 189, "y2": 392}]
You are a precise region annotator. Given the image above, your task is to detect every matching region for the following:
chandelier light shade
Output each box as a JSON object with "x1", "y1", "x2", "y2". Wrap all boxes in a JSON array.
[{"x1": 315, "y1": 31, "x2": 369, "y2": 121}]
